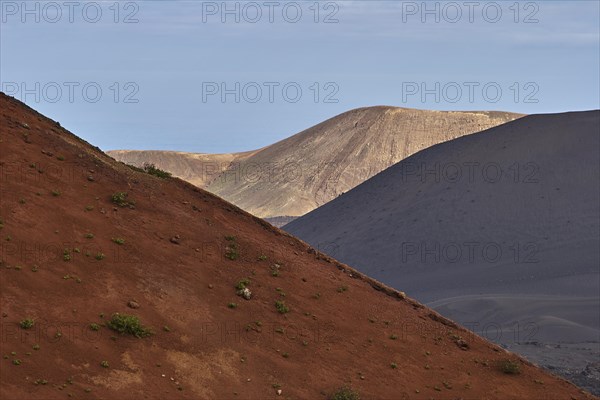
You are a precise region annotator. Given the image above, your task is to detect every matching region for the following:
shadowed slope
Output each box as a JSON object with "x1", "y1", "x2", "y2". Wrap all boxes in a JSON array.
[{"x1": 284, "y1": 110, "x2": 600, "y2": 393}]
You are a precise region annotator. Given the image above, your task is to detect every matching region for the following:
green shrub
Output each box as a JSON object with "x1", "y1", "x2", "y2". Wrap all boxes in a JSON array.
[
  {"x1": 143, "y1": 163, "x2": 172, "y2": 179},
  {"x1": 111, "y1": 192, "x2": 134, "y2": 207},
  {"x1": 90, "y1": 323, "x2": 101, "y2": 331},
  {"x1": 499, "y1": 359, "x2": 521, "y2": 375},
  {"x1": 225, "y1": 242, "x2": 239, "y2": 260},
  {"x1": 107, "y1": 313, "x2": 152, "y2": 338},
  {"x1": 20, "y1": 319, "x2": 34, "y2": 329},
  {"x1": 112, "y1": 238, "x2": 125, "y2": 245},
  {"x1": 235, "y1": 279, "x2": 250, "y2": 290},
  {"x1": 329, "y1": 386, "x2": 360, "y2": 400},
  {"x1": 275, "y1": 300, "x2": 289, "y2": 314}
]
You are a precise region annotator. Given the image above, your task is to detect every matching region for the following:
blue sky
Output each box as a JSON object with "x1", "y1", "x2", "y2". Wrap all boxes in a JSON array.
[{"x1": 1, "y1": 0, "x2": 599, "y2": 153}]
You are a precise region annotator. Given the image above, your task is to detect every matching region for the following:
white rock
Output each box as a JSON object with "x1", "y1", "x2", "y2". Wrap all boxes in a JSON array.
[{"x1": 238, "y1": 287, "x2": 252, "y2": 300}]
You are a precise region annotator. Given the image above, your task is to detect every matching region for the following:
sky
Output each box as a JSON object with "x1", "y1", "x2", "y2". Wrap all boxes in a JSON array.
[{"x1": 1, "y1": 0, "x2": 599, "y2": 153}]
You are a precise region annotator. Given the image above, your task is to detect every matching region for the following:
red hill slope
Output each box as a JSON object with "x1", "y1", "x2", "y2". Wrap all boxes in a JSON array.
[{"x1": 0, "y1": 93, "x2": 595, "y2": 399}]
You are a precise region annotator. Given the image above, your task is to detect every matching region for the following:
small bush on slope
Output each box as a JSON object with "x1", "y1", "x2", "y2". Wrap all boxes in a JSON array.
[{"x1": 107, "y1": 313, "x2": 152, "y2": 338}]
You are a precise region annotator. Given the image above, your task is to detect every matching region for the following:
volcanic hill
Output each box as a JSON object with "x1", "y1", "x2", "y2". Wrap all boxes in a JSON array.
[{"x1": 0, "y1": 93, "x2": 594, "y2": 399}]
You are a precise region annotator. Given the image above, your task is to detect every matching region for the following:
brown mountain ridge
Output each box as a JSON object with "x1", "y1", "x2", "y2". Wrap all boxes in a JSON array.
[
  {"x1": 108, "y1": 107, "x2": 522, "y2": 219},
  {"x1": 0, "y1": 93, "x2": 594, "y2": 399}
]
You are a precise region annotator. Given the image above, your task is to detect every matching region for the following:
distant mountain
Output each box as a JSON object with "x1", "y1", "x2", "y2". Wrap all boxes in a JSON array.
[
  {"x1": 109, "y1": 107, "x2": 522, "y2": 218},
  {"x1": 107, "y1": 149, "x2": 259, "y2": 188},
  {"x1": 284, "y1": 110, "x2": 600, "y2": 394}
]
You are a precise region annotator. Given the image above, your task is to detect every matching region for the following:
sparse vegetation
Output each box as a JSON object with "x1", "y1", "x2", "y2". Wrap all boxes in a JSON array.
[
  {"x1": 100, "y1": 361, "x2": 109, "y2": 368},
  {"x1": 499, "y1": 359, "x2": 521, "y2": 375},
  {"x1": 89, "y1": 323, "x2": 101, "y2": 331},
  {"x1": 275, "y1": 300, "x2": 289, "y2": 314},
  {"x1": 390, "y1": 362, "x2": 398, "y2": 369},
  {"x1": 111, "y1": 192, "x2": 134, "y2": 207},
  {"x1": 337, "y1": 285, "x2": 349, "y2": 293},
  {"x1": 258, "y1": 255, "x2": 267, "y2": 261},
  {"x1": 143, "y1": 163, "x2": 172, "y2": 179},
  {"x1": 235, "y1": 279, "x2": 250, "y2": 291},
  {"x1": 12, "y1": 359, "x2": 22, "y2": 366},
  {"x1": 112, "y1": 237, "x2": 125, "y2": 245},
  {"x1": 228, "y1": 303, "x2": 238, "y2": 309},
  {"x1": 223, "y1": 236, "x2": 240, "y2": 260},
  {"x1": 329, "y1": 386, "x2": 360, "y2": 400},
  {"x1": 85, "y1": 233, "x2": 94, "y2": 239},
  {"x1": 85, "y1": 205, "x2": 94, "y2": 211},
  {"x1": 107, "y1": 313, "x2": 152, "y2": 338},
  {"x1": 20, "y1": 319, "x2": 34, "y2": 329},
  {"x1": 270, "y1": 263, "x2": 282, "y2": 277},
  {"x1": 389, "y1": 334, "x2": 398, "y2": 340},
  {"x1": 95, "y1": 253, "x2": 105, "y2": 260},
  {"x1": 51, "y1": 190, "x2": 60, "y2": 197}
]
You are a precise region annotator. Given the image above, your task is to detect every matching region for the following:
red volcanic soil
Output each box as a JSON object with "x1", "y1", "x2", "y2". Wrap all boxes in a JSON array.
[{"x1": 0, "y1": 92, "x2": 596, "y2": 400}]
